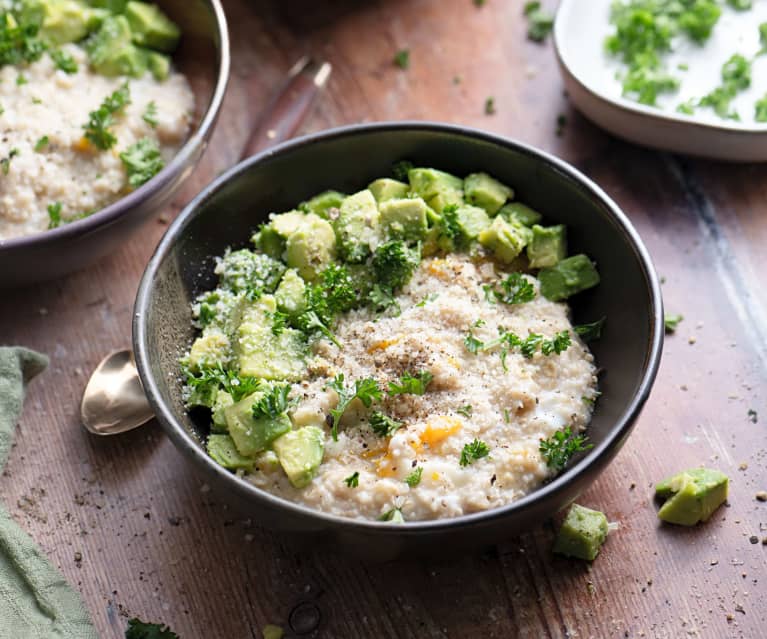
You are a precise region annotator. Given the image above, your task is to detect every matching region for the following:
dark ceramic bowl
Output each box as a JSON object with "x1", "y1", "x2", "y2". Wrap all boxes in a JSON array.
[
  {"x1": 0, "y1": 0, "x2": 229, "y2": 287},
  {"x1": 134, "y1": 122, "x2": 664, "y2": 560}
]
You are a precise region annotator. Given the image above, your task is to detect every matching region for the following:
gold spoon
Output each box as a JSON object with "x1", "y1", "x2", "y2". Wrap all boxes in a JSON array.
[{"x1": 80, "y1": 57, "x2": 332, "y2": 436}]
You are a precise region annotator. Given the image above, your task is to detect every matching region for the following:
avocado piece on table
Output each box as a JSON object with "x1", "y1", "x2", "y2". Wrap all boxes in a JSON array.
[
  {"x1": 23, "y1": 0, "x2": 98, "y2": 44},
  {"x1": 379, "y1": 197, "x2": 429, "y2": 240},
  {"x1": 333, "y1": 189, "x2": 381, "y2": 263},
  {"x1": 285, "y1": 214, "x2": 336, "y2": 280},
  {"x1": 407, "y1": 167, "x2": 464, "y2": 201},
  {"x1": 538, "y1": 254, "x2": 600, "y2": 301},
  {"x1": 301, "y1": 190, "x2": 346, "y2": 218},
  {"x1": 236, "y1": 296, "x2": 307, "y2": 380},
  {"x1": 527, "y1": 224, "x2": 567, "y2": 269},
  {"x1": 553, "y1": 503, "x2": 609, "y2": 561},
  {"x1": 368, "y1": 178, "x2": 409, "y2": 203},
  {"x1": 207, "y1": 434, "x2": 256, "y2": 471},
  {"x1": 187, "y1": 327, "x2": 230, "y2": 371},
  {"x1": 464, "y1": 172, "x2": 514, "y2": 215},
  {"x1": 224, "y1": 389, "x2": 292, "y2": 457},
  {"x1": 498, "y1": 202, "x2": 543, "y2": 227},
  {"x1": 478, "y1": 215, "x2": 533, "y2": 263},
  {"x1": 211, "y1": 389, "x2": 234, "y2": 433},
  {"x1": 274, "y1": 269, "x2": 307, "y2": 317},
  {"x1": 272, "y1": 426, "x2": 325, "y2": 488},
  {"x1": 655, "y1": 468, "x2": 728, "y2": 526},
  {"x1": 124, "y1": 0, "x2": 180, "y2": 52},
  {"x1": 146, "y1": 50, "x2": 170, "y2": 80}
]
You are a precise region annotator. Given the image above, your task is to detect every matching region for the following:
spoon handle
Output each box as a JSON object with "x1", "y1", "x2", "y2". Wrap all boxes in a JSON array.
[{"x1": 240, "y1": 57, "x2": 333, "y2": 160}]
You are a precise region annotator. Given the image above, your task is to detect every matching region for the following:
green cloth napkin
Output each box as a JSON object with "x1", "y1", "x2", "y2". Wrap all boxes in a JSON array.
[{"x1": 0, "y1": 347, "x2": 98, "y2": 639}]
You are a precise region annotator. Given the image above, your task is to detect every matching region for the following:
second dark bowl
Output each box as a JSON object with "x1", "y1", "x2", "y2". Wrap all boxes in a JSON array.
[{"x1": 134, "y1": 122, "x2": 663, "y2": 560}]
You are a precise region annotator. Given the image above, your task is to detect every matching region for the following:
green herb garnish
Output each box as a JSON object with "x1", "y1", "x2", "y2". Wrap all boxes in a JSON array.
[
  {"x1": 47, "y1": 202, "x2": 63, "y2": 229},
  {"x1": 524, "y1": 1, "x2": 554, "y2": 42},
  {"x1": 393, "y1": 48, "x2": 410, "y2": 69},
  {"x1": 344, "y1": 472, "x2": 360, "y2": 488},
  {"x1": 457, "y1": 404, "x2": 473, "y2": 418},
  {"x1": 120, "y1": 137, "x2": 165, "y2": 188},
  {"x1": 539, "y1": 426, "x2": 593, "y2": 471},
  {"x1": 0, "y1": 12, "x2": 47, "y2": 67},
  {"x1": 664, "y1": 313, "x2": 683, "y2": 333},
  {"x1": 143, "y1": 100, "x2": 158, "y2": 128},
  {"x1": 483, "y1": 272, "x2": 536, "y2": 305},
  {"x1": 369, "y1": 411, "x2": 403, "y2": 437},
  {"x1": 573, "y1": 317, "x2": 606, "y2": 342},
  {"x1": 699, "y1": 53, "x2": 751, "y2": 120},
  {"x1": 183, "y1": 364, "x2": 261, "y2": 407},
  {"x1": 756, "y1": 94, "x2": 767, "y2": 122},
  {"x1": 83, "y1": 83, "x2": 131, "y2": 150},
  {"x1": 388, "y1": 370, "x2": 433, "y2": 396},
  {"x1": 125, "y1": 617, "x2": 179, "y2": 639},
  {"x1": 50, "y1": 49, "x2": 77, "y2": 74},
  {"x1": 484, "y1": 96, "x2": 496, "y2": 115},
  {"x1": 34, "y1": 135, "x2": 49, "y2": 152},
  {"x1": 404, "y1": 467, "x2": 423, "y2": 487},
  {"x1": 379, "y1": 508, "x2": 405, "y2": 522},
  {"x1": 328, "y1": 374, "x2": 383, "y2": 440},
  {"x1": 459, "y1": 439, "x2": 490, "y2": 467},
  {"x1": 372, "y1": 240, "x2": 421, "y2": 290},
  {"x1": 1, "y1": 147, "x2": 18, "y2": 175},
  {"x1": 726, "y1": 0, "x2": 751, "y2": 9},
  {"x1": 252, "y1": 384, "x2": 291, "y2": 420},
  {"x1": 15, "y1": 73, "x2": 26, "y2": 85},
  {"x1": 392, "y1": 160, "x2": 414, "y2": 182}
]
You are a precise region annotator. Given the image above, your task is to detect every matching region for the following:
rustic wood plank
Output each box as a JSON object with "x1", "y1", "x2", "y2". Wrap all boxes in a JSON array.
[{"x1": 0, "y1": 1, "x2": 765, "y2": 638}]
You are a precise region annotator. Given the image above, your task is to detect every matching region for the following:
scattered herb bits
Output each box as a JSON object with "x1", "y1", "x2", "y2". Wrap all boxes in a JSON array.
[
  {"x1": 460, "y1": 439, "x2": 491, "y2": 467},
  {"x1": 393, "y1": 48, "x2": 410, "y2": 70},
  {"x1": 524, "y1": 1, "x2": 555, "y2": 42},
  {"x1": 539, "y1": 426, "x2": 593, "y2": 471}
]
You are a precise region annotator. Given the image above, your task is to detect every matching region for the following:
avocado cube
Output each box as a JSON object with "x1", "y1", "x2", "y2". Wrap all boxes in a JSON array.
[
  {"x1": 146, "y1": 50, "x2": 170, "y2": 80},
  {"x1": 99, "y1": 42, "x2": 148, "y2": 77},
  {"x1": 285, "y1": 214, "x2": 337, "y2": 280},
  {"x1": 539, "y1": 254, "x2": 600, "y2": 301},
  {"x1": 85, "y1": 14, "x2": 134, "y2": 75},
  {"x1": 211, "y1": 389, "x2": 234, "y2": 433},
  {"x1": 124, "y1": 1, "x2": 180, "y2": 52},
  {"x1": 27, "y1": 0, "x2": 98, "y2": 44},
  {"x1": 426, "y1": 187, "x2": 464, "y2": 216},
  {"x1": 408, "y1": 168, "x2": 463, "y2": 201},
  {"x1": 464, "y1": 172, "x2": 514, "y2": 215},
  {"x1": 553, "y1": 504, "x2": 609, "y2": 561},
  {"x1": 478, "y1": 215, "x2": 533, "y2": 263},
  {"x1": 369, "y1": 178, "x2": 409, "y2": 203},
  {"x1": 217, "y1": 248, "x2": 285, "y2": 296},
  {"x1": 236, "y1": 297, "x2": 307, "y2": 380},
  {"x1": 379, "y1": 197, "x2": 429, "y2": 240},
  {"x1": 224, "y1": 391, "x2": 292, "y2": 457},
  {"x1": 655, "y1": 468, "x2": 728, "y2": 526},
  {"x1": 334, "y1": 189, "x2": 381, "y2": 263},
  {"x1": 187, "y1": 328, "x2": 230, "y2": 371},
  {"x1": 499, "y1": 202, "x2": 543, "y2": 227},
  {"x1": 267, "y1": 210, "x2": 308, "y2": 238},
  {"x1": 452, "y1": 204, "x2": 492, "y2": 242},
  {"x1": 88, "y1": 0, "x2": 128, "y2": 12},
  {"x1": 207, "y1": 434, "x2": 256, "y2": 471},
  {"x1": 274, "y1": 269, "x2": 307, "y2": 317},
  {"x1": 527, "y1": 224, "x2": 567, "y2": 269},
  {"x1": 302, "y1": 190, "x2": 346, "y2": 218},
  {"x1": 252, "y1": 210, "x2": 306, "y2": 258},
  {"x1": 272, "y1": 426, "x2": 325, "y2": 488}
]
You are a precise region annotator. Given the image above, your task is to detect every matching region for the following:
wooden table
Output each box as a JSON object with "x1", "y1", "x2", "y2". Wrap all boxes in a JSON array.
[{"x1": 2, "y1": 1, "x2": 766, "y2": 637}]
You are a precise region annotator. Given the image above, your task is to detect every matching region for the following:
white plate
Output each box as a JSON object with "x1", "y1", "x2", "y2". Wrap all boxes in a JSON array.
[{"x1": 554, "y1": 0, "x2": 767, "y2": 161}]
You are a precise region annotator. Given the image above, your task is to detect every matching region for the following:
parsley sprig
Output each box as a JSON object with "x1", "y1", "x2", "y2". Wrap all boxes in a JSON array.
[
  {"x1": 404, "y1": 467, "x2": 423, "y2": 487},
  {"x1": 183, "y1": 364, "x2": 261, "y2": 407},
  {"x1": 125, "y1": 617, "x2": 179, "y2": 639},
  {"x1": 83, "y1": 83, "x2": 131, "y2": 150},
  {"x1": 524, "y1": 1, "x2": 555, "y2": 43},
  {"x1": 120, "y1": 137, "x2": 164, "y2": 188},
  {"x1": 539, "y1": 426, "x2": 593, "y2": 471},
  {"x1": 328, "y1": 374, "x2": 383, "y2": 440},
  {"x1": 388, "y1": 370, "x2": 433, "y2": 396},
  {"x1": 369, "y1": 411, "x2": 403, "y2": 437},
  {"x1": 464, "y1": 324, "x2": 571, "y2": 368},
  {"x1": 483, "y1": 272, "x2": 536, "y2": 305},
  {"x1": 0, "y1": 12, "x2": 46, "y2": 67},
  {"x1": 344, "y1": 472, "x2": 360, "y2": 488},
  {"x1": 459, "y1": 439, "x2": 490, "y2": 467},
  {"x1": 252, "y1": 384, "x2": 291, "y2": 420}
]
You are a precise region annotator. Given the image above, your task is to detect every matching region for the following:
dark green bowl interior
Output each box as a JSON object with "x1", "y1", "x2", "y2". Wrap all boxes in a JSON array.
[{"x1": 135, "y1": 123, "x2": 662, "y2": 558}]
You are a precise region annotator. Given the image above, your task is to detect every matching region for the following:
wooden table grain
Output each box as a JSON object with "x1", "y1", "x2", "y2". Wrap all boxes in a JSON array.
[{"x1": 2, "y1": 1, "x2": 766, "y2": 637}]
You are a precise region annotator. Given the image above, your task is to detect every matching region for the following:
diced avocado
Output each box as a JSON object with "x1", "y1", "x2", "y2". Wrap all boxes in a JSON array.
[
  {"x1": 211, "y1": 389, "x2": 234, "y2": 433},
  {"x1": 539, "y1": 254, "x2": 600, "y2": 301},
  {"x1": 208, "y1": 434, "x2": 256, "y2": 471},
  {"x1": 236, "y1": 296, "x2": 307, "y2": 380},
  {"x1": 427, "y1": 188, "x2": 464, "y2": 216},
  {"x1": 274, "y1": 269, "x2": 307, "y2": 316},
  {"x1": 24, "y1": 0, "x2": 98, "y2": 44},
  {"x1": 499, "y1": 202, "x2": 542, "y2": 227},
  {"x1": 478, "y1": 215, "x2": 533, "y2": 263},
  {"x1": 408, "y1": 168, "x2": 463, "y2": 200},
  {"x1": 450, "y1": 204, "x2": 492, "y2": 243},
  {"x1": 187, "y1": 328, "x2": 230, "y2": 371},
  {"x1": 272, "y1": 426, "x2": 325, "y2": 488},
  {"x1": 97, "y1": 42, "x2": 148, "y2": 77},
  {"x1": 224, "y1": 390, "x2": 292, "y2": 457},
  {"x1": 553, "y1": 503, "x2": 609, "y2": 561},
  {"x1": 655, "y1": 468, "x2": 728, "y2": 526},
  {"x1": 302, "y1": 190, "x2": 345, "y2": 218},
  {"x1": 527, "y1": 224, "x2": 567, "y2": 269},
  {"x1": 379, "y1": 197, "x2": 429, "y2": 240},
  {"x1": 216, "y1": 248, "x2": 286, "y2": 297},
  {"x1": 88, "y1": 0, "x2": 128, "y2": 12},
  {"x1": 267, "y1": 210, "x2": 307, "y2": 239},
  {"x1": 334, "y1": 189, "x2": 381, "y2": 263},
  {"x1": 146, "y1": 50, "x2": 170, "y2": 80},
  {"x1": 193, "y1": 288, "x2": 247, "y2": 337},
  {"x1": 464, "y1": 172, "x2": 514, "y2": 215},
  {"x1": 124, "y1": 1, "x2": 180, "y2": 52},
  {"x1": 85, "y1": 14, "x2": 148, "y2": 77},
  {"x1": 369, "y1": 178, "x2": 409, "y2": 202},
  {"x1": 285, "y1": 215, "x2": 336, "y2": 280}
]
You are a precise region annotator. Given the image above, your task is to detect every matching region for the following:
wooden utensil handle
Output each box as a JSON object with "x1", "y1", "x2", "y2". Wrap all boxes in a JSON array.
[{"x1": 241, "y1": 57, "x2": 332, "y2": 160}]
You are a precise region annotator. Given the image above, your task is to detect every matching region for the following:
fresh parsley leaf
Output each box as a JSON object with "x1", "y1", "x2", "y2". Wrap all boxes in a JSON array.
[
  {"x1": 143, "y1": 100, "x2": 159, "y2": 128},
  {"x1": 34, "y1": 135, "x2": 49, "y2": 152},
  {"x1": 457, "y1": 404, "x2": 473, "y2": 418},
  {"x1": 16, "y1": 73, "x2": 26, "y2": 85},
  {"x1": 573, "y1": 318, "x2": 606, "y2": 342},
  {"x1": 539, "y1": 426, "x2": 593, "y2": 471},
  {"x1": 344, "y1": 472, "x2": 360, "y2": 488},
  {"x1": 368, "y1": 284, "x2": 401, "y2": 316},
  {"x1": 120, "y1": 137, "x2": 165, "y2": 188},
  {"x1": 328, "y1": 374, "x2": 383, "y2": 440},
  {"x1": 379, "y1": 508, "x2": 405, "y2": 522},
  {"x1": 0, "y1": 13, "x2": 47, "y2": 67},
  {"x1": 394, "y1": 48, "x2": 410, "y2": 69},
  {"x1": 484, "y1": 96, "x2": 496, "y2": 115},
  {"x1": 392, "y1": 160, "x2": 414, "y2": 182},
  {"x1": 483, "y1": 272, "x2": 536, "y2": 305},
  {"x1": 664, "y1": 313, "x2": 683, "y2": 333},
  {"x1": 416, "y1": 293, "x2": 439, "y2": 307},
  {"x1": 369, "y1": 410, "x2": 403, "y2": 437},
  {"x1": 47, "y1": 202, "x2": 63, "y2": 229},
  {"x1": 519, "y1": 333, "x2": 543, "y2": 359},
  {"x1": 541, "y1": 330, "x2": 571, "y2": 355},
  {"x1": 464, "y1": 327, "x2": 485, "y2": 354},
  {"x1": 270, "y1": 310, "x2": 289, "y2": 336},
  {"x1": 83, "y1": 83, "x2": 131, "y2": 150},
  {"x1": 372, "y1": 240, "x2": 421, "y2": 290},
  {"x1": 183, "y1": 364, "x2": 261, "y2": 407},
  {"x1": 125, "y1": 618, "x2": 179, "y2": 639},
  {"x1": 1, "y1": 147, "x2": 19, "y2": 175},
  {"x1": 50, "y1": 48, "x2": 77, "y2": 74},
  {"x1": 404, "y1": 467, "x2": 423, "y2": 487},
  {"x1": 459, "y1": 439, "x2": 490, "y2": 467},
  {"x1": 388, "y1": 370, "x2": 433, "y2": 396},
  {"x1": 252, "y1": 384, "x2": 291, "y2": 420},
  {"x1": 440, "y1": 203, "x2": 462, "y2": 240},
  {"x1": 524, "y1": 1, "x2": 554, "y2": 42}
]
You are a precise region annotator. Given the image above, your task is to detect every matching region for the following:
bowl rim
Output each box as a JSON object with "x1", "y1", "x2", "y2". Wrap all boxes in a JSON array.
[
  {"x1": 0, "y1": 0, "x2": 231, "y2": 251},
  {"x1": 134, "y1": 121, "x2": 664, "y2": 533}
]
